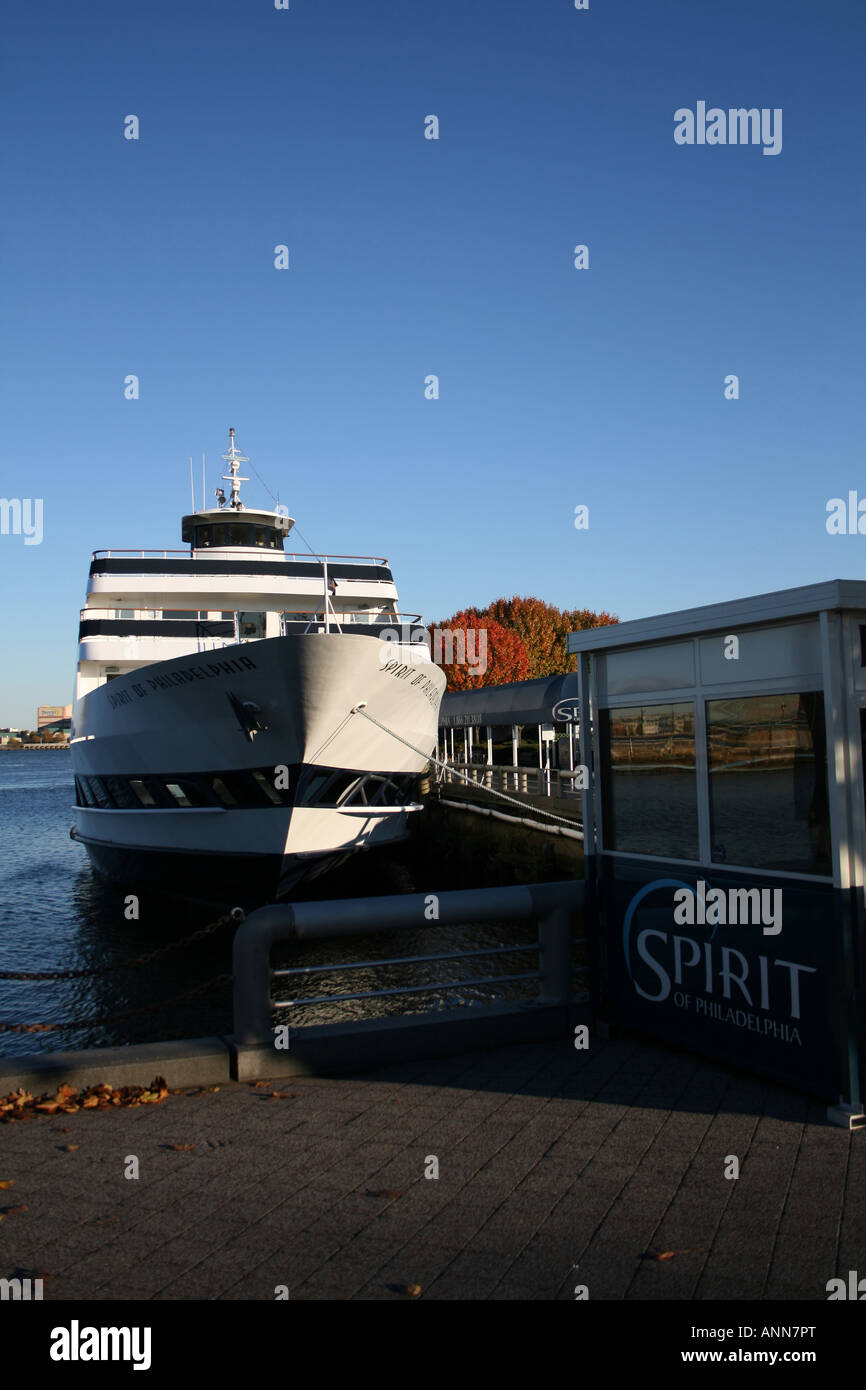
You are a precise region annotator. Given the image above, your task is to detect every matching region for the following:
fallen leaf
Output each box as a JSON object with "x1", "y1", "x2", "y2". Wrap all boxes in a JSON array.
[
  {"x1": 81, "y1": 1097, "x2": 100, "y2": 1109},
  {"x1": 168, "y1": 1143, "x2": 196, "y2": 1152},
  {"x1": 645, "y1": 1245, "x2": 707, "y2": 1262},
  {"x1": 0, "y1": 1181, "x2": 14, "y2": 1190},
  {"x1": 35, "y1": 1102, "x2": 60, "y2": 1115},
  {"x1": 62, "y1": 1145, "x2": 80, "y2": 1153},
  {"x1": 268, "y1": 1092, "x2": 297, "y2": 1101},
  {"x1": 388, "y1": 1282, "x2": 422, "y2": 1298}
]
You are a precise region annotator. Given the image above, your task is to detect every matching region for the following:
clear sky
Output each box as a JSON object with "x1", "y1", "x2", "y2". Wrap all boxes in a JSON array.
[{"x1": 1, "y1": 0, "x2": 863, "y2": 726}]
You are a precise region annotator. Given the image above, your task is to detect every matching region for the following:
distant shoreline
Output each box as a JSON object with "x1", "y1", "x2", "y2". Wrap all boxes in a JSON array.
[{"x1": 1, "y1": 743, "x2": 70, "y2": 751}]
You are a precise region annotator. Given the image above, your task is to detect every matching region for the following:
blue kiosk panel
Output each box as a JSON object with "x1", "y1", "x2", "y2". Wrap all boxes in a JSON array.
[{"x1": 569, "y1": 582, "x2": 866, "y2": 1111}]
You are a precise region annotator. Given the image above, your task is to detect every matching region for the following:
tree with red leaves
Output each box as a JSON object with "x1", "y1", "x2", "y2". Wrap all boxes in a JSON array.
[
  {"x1": 429, "y1": 609, "x2": 530, "y2": 691},
  {"x1": 429, "y1": 596, "x2": 618, "y2": 687}
]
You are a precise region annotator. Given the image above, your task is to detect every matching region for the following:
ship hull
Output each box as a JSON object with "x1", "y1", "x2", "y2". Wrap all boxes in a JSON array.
[{"x1": 70, "y1": 631, "x2": 444, "y2": 904}]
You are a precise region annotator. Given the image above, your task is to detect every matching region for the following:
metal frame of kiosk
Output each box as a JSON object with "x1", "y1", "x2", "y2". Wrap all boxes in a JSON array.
[{"x1": 567, "y1": 581, "x2": 866, "y2": 1126}]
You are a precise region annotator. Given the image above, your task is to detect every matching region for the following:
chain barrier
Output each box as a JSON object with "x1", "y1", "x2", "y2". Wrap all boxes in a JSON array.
[
  {"x1": 0, "y1": 908, "x2": 244, "y2": 1033},
  {"x1": 0, "y1": 907, "x2": 244, "y2": 981}
]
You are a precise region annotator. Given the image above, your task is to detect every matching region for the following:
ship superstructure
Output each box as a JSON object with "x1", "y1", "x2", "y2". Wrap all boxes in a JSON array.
[{"x1": 70, "y1": 430, "x2": 445, "y2": 901}]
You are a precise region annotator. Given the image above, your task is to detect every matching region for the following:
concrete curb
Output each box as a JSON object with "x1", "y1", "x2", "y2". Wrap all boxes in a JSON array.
[
  {"x1": 0, "y1": 1002, "x2": 592, "y2": 1092},
  {"x1": 0, "y1": 1036, "x2": 232, "y2": 1094}
]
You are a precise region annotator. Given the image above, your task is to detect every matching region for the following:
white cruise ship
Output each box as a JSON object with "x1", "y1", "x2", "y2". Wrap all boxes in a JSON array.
[{"x1": 70, "y1": 430, "x2": 446, "y2": 901}]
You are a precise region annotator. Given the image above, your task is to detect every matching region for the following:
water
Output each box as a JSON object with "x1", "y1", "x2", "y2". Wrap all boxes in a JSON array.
[{"x1": 0, "y1": 752, "x2": 568, "y2": 1059}]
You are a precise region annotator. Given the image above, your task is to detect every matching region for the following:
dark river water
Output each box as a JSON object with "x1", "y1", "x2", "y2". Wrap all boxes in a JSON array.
[{"x1": 0, "y1": 751, "x2": 574, "y2": 1059}]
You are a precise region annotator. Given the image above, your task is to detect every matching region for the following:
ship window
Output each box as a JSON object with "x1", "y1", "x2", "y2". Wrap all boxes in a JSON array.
[
  {"x1": 104, "y1": 776, "x2": 139, "y2": 809},
  {"x1": 250, "y1": 770, "x2": 284, "y2": 805},
  {"x1": 221, "y1": 611, "x2": 235, "y2": 621},
  {"x1": 239, "y1": 612, "x2": 265, "y2": 639},
  {"x1": 195, "y1": 526, "x2": 212, "y2": 547},
  {"x1": 118, "y1": 609, "x2": 135, "y2": 619},
  {"x1": 88, "y1": 776, "x2": 113, "y2": 809},
  {"x1": 228, "y1": 523, "x2": 251, "y2": 547},
  {"x1": 211, "y1": 523, "x2": 227, "y2": 546},
  {"x1": 129, "y1": 779, "x2": 157, "y2": 807},
  {"x1": 211, "y1": 776, "x2": 239, "y2": 806},
  {"x1": 297, "y1": 771, "x2": 331, "y2": 805},
  {"x1": 75, "y1": 776, "x2": 97, "y2": 808},
  {"x1": 165, "y1": 610, "x2": 199, "y2": 620},
  {"x1": 164, "y1": 780, "x2": 215, "y2": 807}
]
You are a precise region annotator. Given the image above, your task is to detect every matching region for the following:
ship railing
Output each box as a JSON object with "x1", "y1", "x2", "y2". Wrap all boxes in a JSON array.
[
  {"x1": 230, "y1": 880, "x2": 585, "y2": 1074},
  {"x1": 91, "y1": 549, "x2": 390, "y2": 565},
  {"x1": 280, "y1": 612, "x2": 424, "y2": 636},
  {"x1": 436, "y1": 761, "x2": 585, "y2": 800}
]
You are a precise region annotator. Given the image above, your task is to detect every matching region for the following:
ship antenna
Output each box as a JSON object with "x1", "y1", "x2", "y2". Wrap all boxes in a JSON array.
[{"x1": 220, "y1": 427, "x2": 250, "y2": 511}]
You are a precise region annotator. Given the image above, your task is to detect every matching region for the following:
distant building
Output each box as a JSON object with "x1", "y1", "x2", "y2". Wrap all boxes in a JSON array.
[{"x1": 37, "y1": 704, "x2": 72, "y2": 729}]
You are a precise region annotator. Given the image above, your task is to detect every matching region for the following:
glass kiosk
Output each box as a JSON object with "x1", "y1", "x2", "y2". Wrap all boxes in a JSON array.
[{"x1": 568, "y1": 581, "x2": 866, "y2": 1125}]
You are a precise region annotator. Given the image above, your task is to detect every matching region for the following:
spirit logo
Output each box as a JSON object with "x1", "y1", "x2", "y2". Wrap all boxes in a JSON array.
[{"x1": 622, "y1": 879, "x2": 815, "y2": 1023}]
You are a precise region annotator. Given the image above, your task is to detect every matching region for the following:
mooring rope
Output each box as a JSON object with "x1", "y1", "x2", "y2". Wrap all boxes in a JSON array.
[{"x1": 350, "y1": 704, "x2": 584, "y2": 830}]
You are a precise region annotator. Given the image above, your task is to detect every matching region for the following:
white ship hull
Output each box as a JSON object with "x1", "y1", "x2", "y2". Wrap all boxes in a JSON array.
[{"x1": 71, "y1": 631, "x2": 445, "y2": 902}]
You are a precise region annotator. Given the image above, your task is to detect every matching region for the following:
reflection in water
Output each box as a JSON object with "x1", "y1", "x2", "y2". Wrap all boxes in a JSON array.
[{"x1": 0, "y1": 752, "x2": 582, "y2": 1057}]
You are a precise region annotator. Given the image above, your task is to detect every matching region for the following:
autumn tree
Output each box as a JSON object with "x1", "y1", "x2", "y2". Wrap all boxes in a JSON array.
[
  {"x1": 429, "y1": 609, "x2": 530, "y2": 691},
  {"x1": 429, "y1": 597, "x2": 617, "y2": 687}
]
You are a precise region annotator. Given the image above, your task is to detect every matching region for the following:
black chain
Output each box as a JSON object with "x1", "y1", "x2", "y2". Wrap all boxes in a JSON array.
[{"x1": 0, "y1": 907, "x2": 244, "y2": 981}]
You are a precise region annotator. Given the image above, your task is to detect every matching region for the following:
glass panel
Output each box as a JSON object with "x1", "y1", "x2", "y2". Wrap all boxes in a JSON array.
[
  {"x1": 220, "y1": 611, "x2": 235, "y2": 621},
  {"x1": 600, "y1": 702, "x2": 697, "y2": 858},
  {"x1": 89, "y1": 777, "x2": 113, "y2": 809},
  {"x1": 211, "y1": 523, "x2": 227, "y2": 546},
  {"x1": 238, "y1": 611, "x2": 265, "y2": 639},
  {"x1": 104, "y1": 776, "x2": 139, "y2": 809},
  {"x1": 129, "y1": 779, "x2": 157, "y2": 807},
  {"x1": 298, "y1": 771, "x2": 331, "y2": 805},
  {"x1": 165, "y1": 610, "x2": 198, "y2": 620},
  {"x1": 165, "y1": 782, "x2": 192, "y2": 807},
  {"x1": 228, "y1": 523, "x2": 250, "y2": 546},
  {"x1": 707, "y1": 693, "x2": 830, "y2": 874},
  {"x1": 251, "y1": 770, "x2": 283, "y2": 805},
  {"x1": 211, "y1": 776, "x2": 239, "y2": 806},
  {"x1": 75, "y1": 776, "x2": 96, "y2": 808},
  {"x1": 195, "y1": 526, "x2": 211, "y2": 547}
]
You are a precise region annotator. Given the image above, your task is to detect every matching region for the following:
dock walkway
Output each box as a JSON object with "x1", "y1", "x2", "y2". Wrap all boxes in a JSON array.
[{"x1": 2, "y1": 1035, "x2": 861, "y2": 1301}]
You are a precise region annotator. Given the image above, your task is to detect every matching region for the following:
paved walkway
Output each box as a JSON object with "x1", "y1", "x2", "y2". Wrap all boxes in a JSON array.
[{"x1": 2, "y1": 1036, "x2": 862, "y2": 1300}]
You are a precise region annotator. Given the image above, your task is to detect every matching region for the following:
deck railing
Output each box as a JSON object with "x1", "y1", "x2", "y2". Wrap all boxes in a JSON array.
[
  {"x1": 91, "y1": 549, "x2": 391, "y2": 566},
  {"x1": 436, "y1": 761, "x2": 584, "y2": 799}
]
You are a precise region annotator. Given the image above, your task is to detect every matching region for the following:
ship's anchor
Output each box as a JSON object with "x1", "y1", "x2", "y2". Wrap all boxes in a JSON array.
[{"x1": 226, "y1": 691, "x2": 269, "y2": 741}]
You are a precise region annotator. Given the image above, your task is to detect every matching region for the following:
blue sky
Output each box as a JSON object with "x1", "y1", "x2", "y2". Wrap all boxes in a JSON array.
[{"x1": 1, "y1": 0, "x2": 863, "y2": 725}]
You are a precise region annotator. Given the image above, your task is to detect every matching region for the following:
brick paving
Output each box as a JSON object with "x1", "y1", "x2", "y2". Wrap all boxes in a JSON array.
[{"x1": 1, "y1": 1036, "x2": 862, "y2": 1300}]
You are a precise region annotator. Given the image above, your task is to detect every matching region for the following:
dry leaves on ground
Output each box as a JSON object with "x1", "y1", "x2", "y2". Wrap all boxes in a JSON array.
[{"x1": 0, "y1": 1077, "x2": 169, "y2": 1123}]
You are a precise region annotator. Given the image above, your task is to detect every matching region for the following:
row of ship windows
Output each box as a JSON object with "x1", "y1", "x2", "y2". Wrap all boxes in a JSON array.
[
  {"x1": 74, "y1": 768, "x2": 417, "y2": 812},
  {"x1": 106, "y1": 610, "x2": 389, "y2": 624}
]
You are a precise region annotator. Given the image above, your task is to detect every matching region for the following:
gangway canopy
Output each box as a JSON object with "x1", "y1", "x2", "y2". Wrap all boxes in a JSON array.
[
  {"x1": 566, "y1": 579, "x2": 866, "y2": 1117},
  {"x1": 440, "y1": 673, "x2": 579, "y2": 728}
]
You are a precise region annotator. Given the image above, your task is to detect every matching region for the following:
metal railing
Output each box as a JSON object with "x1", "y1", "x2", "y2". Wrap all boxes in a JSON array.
[
  {"x1": 437, "y1": 762, "x2": 585, "y2": 799},
  {"x1": 232, "y1": 880, "x2": 584, "y2": 1048},
  {"x1": 92, "y1": 549, "x2": 391, "y2": 566}
]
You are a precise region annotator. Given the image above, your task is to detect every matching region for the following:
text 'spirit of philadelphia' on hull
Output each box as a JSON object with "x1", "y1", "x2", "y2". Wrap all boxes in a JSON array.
[{"x1": 70, "y1": 429, "x2": 446, "y2": 902}]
